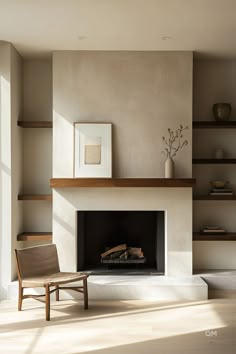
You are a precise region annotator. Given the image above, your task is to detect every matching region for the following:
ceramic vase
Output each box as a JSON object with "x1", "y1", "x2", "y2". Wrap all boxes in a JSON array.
[
  {"x1": 165, "y1": 157, "x2": 174, "y2": 178},
  {"x1": 212, "y1": 103, "x2": 231, "y2": 121}
]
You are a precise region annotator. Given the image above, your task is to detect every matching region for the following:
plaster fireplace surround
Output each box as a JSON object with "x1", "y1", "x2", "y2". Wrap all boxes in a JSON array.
[
  {"x1": 51, "y1": 182, "x2": 207, "y2": 300},
  {"x1": 51, "y1": 50, "x2": 208, "y2": 300},
  {"x1": 52, "y1": 181, "x2": 194, "y2": 277}
]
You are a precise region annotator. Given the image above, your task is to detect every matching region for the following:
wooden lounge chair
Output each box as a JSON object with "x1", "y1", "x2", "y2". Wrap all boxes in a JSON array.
[{"x1": 15, "y1": 244, "x2": 89, "y2": 321}]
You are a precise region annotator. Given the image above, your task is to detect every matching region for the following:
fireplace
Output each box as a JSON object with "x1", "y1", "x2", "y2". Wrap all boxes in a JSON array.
[
  {"x1": 77, "y1": 211, "x2": 165, "y2": 275},
  {"x1": 53, "y1": 186, "x2": 193, "y2": 277}
]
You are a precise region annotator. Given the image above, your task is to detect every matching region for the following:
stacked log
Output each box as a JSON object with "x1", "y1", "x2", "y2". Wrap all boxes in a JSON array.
[{"x1": 101, "y1": 244, "x2": 145, "y2": 263}]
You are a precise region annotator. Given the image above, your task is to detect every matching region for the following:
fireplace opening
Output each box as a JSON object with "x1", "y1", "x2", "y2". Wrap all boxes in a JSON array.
[{"x1": 77, "y1": 211, "x2": 165, "y2": 275}]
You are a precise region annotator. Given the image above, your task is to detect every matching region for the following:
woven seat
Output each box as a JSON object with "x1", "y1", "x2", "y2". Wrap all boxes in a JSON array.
[
  {"x1": 15, "y1": 244, "x2": 89, "y2": 321},
  {"x1": 22, "y1": 272, "x2": 87, "y2": 287}
]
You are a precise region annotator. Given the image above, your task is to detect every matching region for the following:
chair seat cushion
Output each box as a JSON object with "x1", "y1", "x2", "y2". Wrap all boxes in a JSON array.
[{"x1": 22, "y1": 272, "x2": 88, "y2": 287}]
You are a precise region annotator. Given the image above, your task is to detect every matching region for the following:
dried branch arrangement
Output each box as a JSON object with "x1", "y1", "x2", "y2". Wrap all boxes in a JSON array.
[{"x1": 162, "y1": 124, "x2": 188, "y2": 158}]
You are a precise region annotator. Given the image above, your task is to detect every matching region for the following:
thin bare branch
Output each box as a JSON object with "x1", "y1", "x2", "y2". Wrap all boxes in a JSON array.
[{"x1": 161, "y1": 124, "x2": 188, "y2": 158}]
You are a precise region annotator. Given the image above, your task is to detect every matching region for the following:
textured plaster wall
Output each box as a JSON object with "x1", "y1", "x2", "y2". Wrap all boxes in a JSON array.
[{"x1": 53, "y1": 51, "x2": 193, "y2": 178}]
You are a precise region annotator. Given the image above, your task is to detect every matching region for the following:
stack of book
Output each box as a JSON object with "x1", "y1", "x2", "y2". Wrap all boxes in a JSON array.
[
  {"x1": 209, "y1": 188, "x2": 233, "y2": 196},
  {"x1": 201, "y1": 226, "x2": 226, "y2": 234}
]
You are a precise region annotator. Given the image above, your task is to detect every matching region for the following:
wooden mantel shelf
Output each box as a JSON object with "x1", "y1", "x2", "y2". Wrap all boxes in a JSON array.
[{"x1": 50, "y1": 178, "x2": 196, "y2": 188}]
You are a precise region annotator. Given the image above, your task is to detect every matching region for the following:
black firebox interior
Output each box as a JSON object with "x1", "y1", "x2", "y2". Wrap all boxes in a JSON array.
[{"x1": 77, "y1": 211, "x2": 165, "y2": 275}]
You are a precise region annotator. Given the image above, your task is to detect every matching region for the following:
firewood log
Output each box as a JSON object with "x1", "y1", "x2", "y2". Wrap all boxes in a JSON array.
[
  {"x1": 128, "y1": 247, "x2": 142, "y2": 256},
  {"x1": 101, "y1": 244, "x2": 127, "y2": 258},
  {"x1": 119, "y1": 250, "x2": 128, "y2": 259}
]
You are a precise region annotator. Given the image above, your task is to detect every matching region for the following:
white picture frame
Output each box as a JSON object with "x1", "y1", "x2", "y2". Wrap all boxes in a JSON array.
[{"x1": 74, "y1": 123, "x2": 112, "y2": 177}]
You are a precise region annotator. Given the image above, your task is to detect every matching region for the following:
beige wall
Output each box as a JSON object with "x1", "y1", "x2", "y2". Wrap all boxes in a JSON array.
[
  {"x1": 23, "y1": 128, "x2": 52, "y2": 194},
  {"x1": 53, "y1": 51, "x2": 193, "y2": 178},
  {"x1": 23, "y1": 60, "x2": 52, "y2": 121}
]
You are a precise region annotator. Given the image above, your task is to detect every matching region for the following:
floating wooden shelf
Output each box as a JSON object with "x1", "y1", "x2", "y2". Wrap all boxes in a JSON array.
[
  {"x1": 193, "y1": 121, "x2": 236, "y2": 129},
  {"x1": 193, "y1": 232, "x2": 236, "y2": 241},
  {"x1": 18, "y1": 194, "x2": 52, "y2": 201},
  {"x1": 193, "y1": 195, "x2": 236, "y2": 200},
  {"x1": 18, "y1": 121, "x2": 53, "y2": 128},
  {"x1": 50, "y1": 178, "x2": 196, "y2": 188},
  {"x1": 193, "y1": 158, "x2": 236, "y2": 164},
  {"x1": 17, "y1": 232, "x2": 52, "y2": 241}
]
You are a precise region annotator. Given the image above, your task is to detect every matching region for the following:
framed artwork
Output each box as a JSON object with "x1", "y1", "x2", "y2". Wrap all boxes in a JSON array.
[{"x1": 74, "y1": 123, "x2": 112, "y2": 177}]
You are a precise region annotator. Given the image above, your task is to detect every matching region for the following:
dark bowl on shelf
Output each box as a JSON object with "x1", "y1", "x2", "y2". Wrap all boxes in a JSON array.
[{"x1": 212, "y1": 103, "x2": 231, "y2": 121}]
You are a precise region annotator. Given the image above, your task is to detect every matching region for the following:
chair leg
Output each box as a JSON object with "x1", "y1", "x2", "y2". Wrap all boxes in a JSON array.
[
  {"x1": 56, "y1": 285, "x2": 59, "y2": 301},
  {"x1": 18, "y1": 283, "x2": 23, "y2": 311},
  {"x1": 83, "y1": 277, "x2": 88, "y2": 310},
  {"x1": 45, "y1": 284, "x2": 50, "y2": 321}
]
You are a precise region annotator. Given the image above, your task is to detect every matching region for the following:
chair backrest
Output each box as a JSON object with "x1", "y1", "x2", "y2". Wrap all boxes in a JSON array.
[{"x1": 15, "y1": 244, "x2": 60, "y2": 280}]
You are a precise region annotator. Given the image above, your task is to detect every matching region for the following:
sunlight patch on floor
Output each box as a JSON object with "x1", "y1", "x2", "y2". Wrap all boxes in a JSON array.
[{"x1": 0, "y1": 299, "x2": 232, "y2": 354}]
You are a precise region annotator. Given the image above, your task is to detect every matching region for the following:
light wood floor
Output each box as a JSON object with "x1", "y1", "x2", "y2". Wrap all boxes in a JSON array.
[{"x1": 0, "y1": 298, "x2": 236, "y2": 354}]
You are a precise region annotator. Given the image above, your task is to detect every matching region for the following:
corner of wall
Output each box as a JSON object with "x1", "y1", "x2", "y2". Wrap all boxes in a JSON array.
[
  {"x1": 0, "y1": 42, "x2": 11, "y2": 298},
  {"x1": 9, "y1": 44, "x2": 24, "y2": 282}
]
